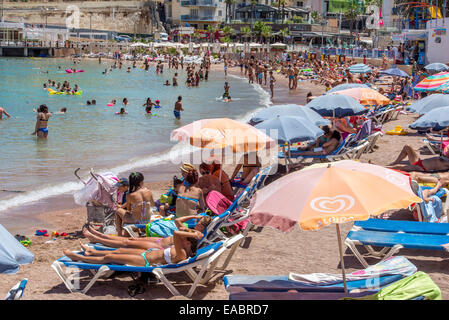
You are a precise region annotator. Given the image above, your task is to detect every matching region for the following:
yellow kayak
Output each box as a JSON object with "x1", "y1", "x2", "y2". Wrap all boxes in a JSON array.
[{"x1": 48, "y1": 88, "x2": 83, "y2": 95}]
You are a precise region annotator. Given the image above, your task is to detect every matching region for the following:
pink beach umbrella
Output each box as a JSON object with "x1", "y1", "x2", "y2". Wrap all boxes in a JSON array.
[{"x1": 249, "y1": 160, "x2": 421, "y2": 293}]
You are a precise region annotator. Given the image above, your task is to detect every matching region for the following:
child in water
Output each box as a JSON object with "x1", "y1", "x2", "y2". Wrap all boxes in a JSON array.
[
  {"x1": 123, "y1": 98, "x2": 128, "y2": 106},
  {"x1": 154, "y1": 100, "x2": 161, "y2": 108},
  {"x1": 164, "y1": 80, "x2": 171, "y2": 86},
  {"x1": 117, "y1": 108, "x2": 127, "y2": 115}
]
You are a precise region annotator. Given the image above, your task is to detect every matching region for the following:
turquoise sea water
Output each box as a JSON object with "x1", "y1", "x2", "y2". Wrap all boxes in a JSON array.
[{"x1": 0, "y1": 57, "x2": 269, "y2": 212}]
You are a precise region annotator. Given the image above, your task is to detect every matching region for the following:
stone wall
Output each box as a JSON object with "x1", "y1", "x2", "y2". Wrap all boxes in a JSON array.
[{"x1": 2, "y1": 1, "x2": 162, "y2": 34}]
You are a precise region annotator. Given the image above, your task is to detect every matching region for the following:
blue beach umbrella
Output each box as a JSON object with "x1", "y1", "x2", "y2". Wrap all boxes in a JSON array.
[
  {"x1": 407, "y1": 94, "x2": 449, "y2": 114},
  {"x1": 425, "y1": 63, "x2": 449, "y2": 73},
  {"x1": 305, "y1": 94, "x2": 366, "y2": 118},
  {"x1": 380, "y1": 67, "x2": 409, "y2": 78},
  {"x1": 254, "y1": 115, "x2": 324, "y2": 144},
  {"x1": 409, "y1": 106, "x2": 449, "y2": 130},
  {"x1": 349, "y1": 64, "x2": 372, "y2": 74},
  {"x1": 327, "y1": 83, "x2": 369, "y2": 93},
  {"x1": 0, "y1": 224, "x2": 34, "y2": 274},
  {"x1": 250, "y1": 104, "x2": 330, "y2": 127}
]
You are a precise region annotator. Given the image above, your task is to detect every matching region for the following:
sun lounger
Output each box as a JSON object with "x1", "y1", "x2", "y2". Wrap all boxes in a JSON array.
[
  {"x1": 224, "y1": 255, "x2": 416, "y2": 294},
  {"x1": 228, "y1": 290, "x2": 377, "y2": 300},
  {"x1": 354, "y1": 218, "x2": 449, "y2": 236},
  {"x1": 4, "y1": 279, "x2": 28, "y2": 300},
  {"x1": 423, "y1": 139, "x2": 442, "y2": 155},
  {"x1": 345, "y1": 228, "x2": 449, "y2": 268},
  {"x1": 410, "y1": 180, "x2": 448, "y2": 222},
  {"x1": 52, "y1": 234, "x2": 244, "y2": 297}
]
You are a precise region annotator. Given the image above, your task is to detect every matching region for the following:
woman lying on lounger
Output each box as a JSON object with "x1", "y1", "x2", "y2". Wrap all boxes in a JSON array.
[
  {"x1": 63, "y1": 216, "x2": 212, "y2": 267},
  {"x1": 297, "y1": 129, "x2": 341, "y2": 156},
  {"x1": 81, "y1": 215, "x2": 212, "y2": 252},
  {"x1": 387, "y1": 144, "x2": 449, "y2": 172}
]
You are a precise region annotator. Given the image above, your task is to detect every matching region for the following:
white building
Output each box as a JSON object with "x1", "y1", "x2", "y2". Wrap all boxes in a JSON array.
[{"x1": 166, "y1": 0, "x2": 226, "y2": 30}]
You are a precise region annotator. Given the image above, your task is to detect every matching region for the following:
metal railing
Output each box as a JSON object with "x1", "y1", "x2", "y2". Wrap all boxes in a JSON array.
[
  {"x1": 320, "y1": 47, "x2": 395, "y2": 59},
  {"x1": 180, "y1": 15, "x2": 217, "y2": 21},
  {"x1": 181, "y1": 0, "x2": 218, "y2": 7}
]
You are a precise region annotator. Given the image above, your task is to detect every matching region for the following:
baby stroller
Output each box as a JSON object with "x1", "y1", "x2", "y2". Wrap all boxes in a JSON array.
[{"x1": 73, "y1": 168, "x2": 119, "y2": 233}]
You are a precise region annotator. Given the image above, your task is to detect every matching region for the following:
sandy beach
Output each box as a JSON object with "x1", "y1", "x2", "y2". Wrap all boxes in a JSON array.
[{"x1": 1, "y1": 60, "x2": 448, "y2": 301}]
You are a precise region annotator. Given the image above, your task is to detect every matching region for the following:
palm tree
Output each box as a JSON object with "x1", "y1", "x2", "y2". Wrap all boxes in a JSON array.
[
  {"x1": 261, "y1": 25, "x2": 272, "y2": 43},
  {"x1": 221, "y1": 25, "x2": 234, "y2": 42},
  {"x1": 273, "y1": 0, "x2": 286, "y2": 23},
  {"x1": 250, "y1": 0, "x2": 258, "y2": 24},
  {"x1": 207, "y1": 25, "x2": 218, "y2": 42},
  {"x1": 240, "y1": 25, "x2": 251, "y2": 42},
  {"x1": 344, "y1": 0, "x2": 361, "y2": 35},
  {"x1": 253, "y1": 21, "x2": 266, "y2": 42},
  {"x1": 279, "y1": 27, "x2": 290, "y2": 43}
]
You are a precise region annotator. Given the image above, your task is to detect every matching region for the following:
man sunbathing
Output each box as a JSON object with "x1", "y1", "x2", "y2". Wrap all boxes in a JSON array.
[
  {"x1": 63, "y1": 216, "x2": 212, "y2": 267},
  {"x1": 387, "y1": 145, "x2": 449, "y2": 172},
  {"x1": 408, "y1": 171, "x2": 449, "y2": 186}
]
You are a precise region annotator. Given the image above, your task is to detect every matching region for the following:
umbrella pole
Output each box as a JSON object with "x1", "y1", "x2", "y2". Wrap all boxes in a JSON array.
[
  {"x1": 282, "y1": 144, "x2": 289, "y2": 173},
  {"x1": 336, "y1": 223, "x2": 348, "y2": 294}
]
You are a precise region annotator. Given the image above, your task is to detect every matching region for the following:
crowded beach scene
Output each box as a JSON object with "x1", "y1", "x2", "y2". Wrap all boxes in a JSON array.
[{"x1": 1, "y1": 0, "x2": 449, "y2": 303}]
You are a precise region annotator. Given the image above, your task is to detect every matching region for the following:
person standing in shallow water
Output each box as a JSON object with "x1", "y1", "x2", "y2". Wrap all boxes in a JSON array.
[
  {"x1": 174, "y1": 96, "x2": 183, "y2": 120},
  {"x1": 31, "y1": 104, "x2": 51, "y2": 138},
  {"x1": 0, "y1": 107, "x2": 11, "y2": 120}
]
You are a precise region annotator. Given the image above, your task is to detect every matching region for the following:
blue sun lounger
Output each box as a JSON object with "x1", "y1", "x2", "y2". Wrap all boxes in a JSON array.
[
  {"x1": 228, "y1": 290, "x2": 377, "y2": 300},
  {"x1": 353, "y1": 219, "x2": 449, "y2": 236},
  {"x1": 52, "y1": 234, "x2": 243, "y2": 297},
  {"x1": 345, "y1": 228, "x2": 449, "y2": 268}
]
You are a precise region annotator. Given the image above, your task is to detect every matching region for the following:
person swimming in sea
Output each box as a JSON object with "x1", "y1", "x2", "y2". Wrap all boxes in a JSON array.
[
  {"x1": 164, "y1": 80, "x2": 171, "y2": 86},
  {"x1": 123, "y1": 98, "x2": 129, "y2": 106},
  {"x1": 222, "y1": 82, "x2": 230, "y2": 99},
  {"x1": 117, "y1": 108, "x2": 127, "y2": 115}
]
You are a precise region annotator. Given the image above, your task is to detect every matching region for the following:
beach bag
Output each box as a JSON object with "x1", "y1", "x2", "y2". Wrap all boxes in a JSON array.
[{"x1": 145, "y1": 218, "x2": 179, "y2": 238}]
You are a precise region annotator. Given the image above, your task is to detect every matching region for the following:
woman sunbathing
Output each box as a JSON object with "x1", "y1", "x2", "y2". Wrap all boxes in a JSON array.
[
  {"x1": 298, "y1": 130, "x2": 341, "y2": 156},
  {"x1": 63, "y1": 224, "x2": 205, "y2": 267},
  {"x1": 230, "y1": 152, "x2": 261, "y2": 186},
  {"x1": 176, "y1": 168, "x2": 206, "y2": 217},
  {"x1": 114, "y1": 172, "x2": 155, "y2": 236},
  {"x1": 387, "y1": 145, "x2": 449, "y2": 172},
  {"x1": 81, "y1": 215, "x2": 211, "y2": 252}
]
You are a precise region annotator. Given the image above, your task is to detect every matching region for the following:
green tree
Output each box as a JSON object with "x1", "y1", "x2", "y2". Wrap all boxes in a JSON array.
[
  {"x1": 221, "y1": 25, "x2": 234, "y2": 38},
  {"x1": 253, "y1": 21, "x2": 266, "y2": 42},
  {"x1": 344, "y1": 1, "x2": 362, "y2": 34},
  {"x1": 240, "y1": 25, "x2": 252, "y2": 42},
  {"x1": 207, "y1": 24, "x2": 218, "y2": 42},
  {"x1": 261, "y1": 25, "x2": 272, "y2": 43},
  {"x1": 279, "y1": 27, "x2": 290, "y2": 43}
]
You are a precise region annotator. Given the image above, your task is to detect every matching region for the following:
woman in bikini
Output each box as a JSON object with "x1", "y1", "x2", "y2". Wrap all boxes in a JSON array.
[
  {"x1": 175, "y1": 168, "x2": 205, "y2": 217},
  {"x1": 31, "y1": 104, "x2": 51, "y2": 138},
  {"x1": 388, "y1": 144, "x2": 449, "y2": 172},
  {"x1": 63, "y1": 223, "x2": 205, "y2": 268},
  {"x1": 114, "y1": 172, "x2": 155, "y2": 236},
  {"x1": 81, "y1": 215, "x2": 212, "y2": 253}
]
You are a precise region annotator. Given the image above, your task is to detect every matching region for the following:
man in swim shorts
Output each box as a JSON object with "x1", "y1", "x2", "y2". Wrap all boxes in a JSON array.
[
  {"x1": 0, "y1": 107, "x2": 11, "y2": 120},
  {"x1": 174, "y1": 96, "x2": 183, "y2": 120}
]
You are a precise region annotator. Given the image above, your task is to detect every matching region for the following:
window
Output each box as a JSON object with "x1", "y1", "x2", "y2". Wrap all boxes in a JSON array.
[
  {"x1": 218, "y1": 10, "x2": 222, "y2": 16},
  {"x1": 265, "y1": 0, "x2": 268, "y2": 4},
  {"x1": 297, "y1": 1, "x2": 303, "y2": 7}
]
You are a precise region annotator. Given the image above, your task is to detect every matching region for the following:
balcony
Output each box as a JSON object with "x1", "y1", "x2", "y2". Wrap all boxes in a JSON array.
[
  {"x1": 180, "y1": 15, "x2": 217, "y2": 21},
  {"x1": 181, "y1": 0, "x2": 218, "y2": 7}
]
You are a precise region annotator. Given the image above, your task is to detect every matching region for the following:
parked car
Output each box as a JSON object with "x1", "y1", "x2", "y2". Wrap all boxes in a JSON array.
[{"x1": 113, "y1": 35, "x2": 132, "y2": 42}]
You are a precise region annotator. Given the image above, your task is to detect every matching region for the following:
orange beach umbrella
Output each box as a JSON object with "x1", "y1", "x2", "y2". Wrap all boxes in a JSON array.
[
  {"x1": 333, "y1": 87, "x2": 391, "y2": 106},
  {"x1": 249, "y1": 161, "x2": 421, "y2": 292},
  {"x1": 171, "y1": 118, "x2": 276, "y2": 153}
]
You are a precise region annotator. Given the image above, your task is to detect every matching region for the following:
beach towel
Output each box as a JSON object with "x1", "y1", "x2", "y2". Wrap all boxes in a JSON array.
[
  {"x1": 206, "y1": 191, "x2": 233, "y2": 215},
  {"x1": 288, "y1": 256, "x2": 416, "y2": 286},
  {"x1": 343, "y1": 272, "x2": 441, "y2": 300},
  {"x1": 145, "y1": 218, "x2": 197, "y2": 238},
  {"x1": 353, "y1": 119, "x2": 372, "y2": 142},
  {"x1": 416, "y1": 185, "x2": 443, "y2": 223}
]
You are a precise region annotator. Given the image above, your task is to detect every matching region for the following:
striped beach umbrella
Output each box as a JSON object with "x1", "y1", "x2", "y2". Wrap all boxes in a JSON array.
[
  {"x1": 414, "y1": 72, "x2": 449, "y2": 92},
  {"x1": 349, "y1": 64, "x2": 372, "y2": 74}
]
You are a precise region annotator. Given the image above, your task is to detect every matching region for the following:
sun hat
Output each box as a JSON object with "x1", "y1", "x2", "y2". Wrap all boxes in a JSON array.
[
  {"x1": 180, "y1": 163, "x2": 195, "y2": 173},
  {"x1": 115, "y1": 178, "x2": 129, "y2": 187}
]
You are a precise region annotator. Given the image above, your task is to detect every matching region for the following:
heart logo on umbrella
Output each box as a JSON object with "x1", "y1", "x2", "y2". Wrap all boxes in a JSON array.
[
  {"x1": 384, "y1": 171, "x2": 407, "y2": 186},
  {"x1": 310, "y1": 195, "x2": 355, "y2": 214}
]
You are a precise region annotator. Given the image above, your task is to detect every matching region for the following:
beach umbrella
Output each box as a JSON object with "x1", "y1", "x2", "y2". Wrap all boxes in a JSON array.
[
  {"x1": 380, "y1": 67, "x2": 409, "y2": 78},
  {"x1": 409, "y1": 106, "x2": 449, "y2": 130},
  {"x1": 425, "y1": 63, "x2": 449, "y2": 73},
  {"x1": 349, "y1": 64, "x2": 372, "y2": 74},
  {"x1": 327, "y1": 83, "x2": 369, "y2": 93},
  {"x1": 332, "y1": 87, "x2": 391, "y2": 106},
  {"x1": 414, "y1": 72, "x2": 449, "y2": 92},
  {"x1": 305, "y1": 94, "x2": 366, "y2": 118},
  {"x1": 255, "y1": 116, "x2": 323, "y2": 144},
  {"x1": 0, "y1": 224, "x2": 34, "y2": 274},
  {"x1": 249, "y1": 160, "x2": 421, "y2": 293},
  {"x1": 250, "y1": 104, "x2": 330, "y2": 127},
  {"x1": 407, "y1": 94, "x2": 449, "y2": 114},
  {"x1": 170, "y1": 118, "x2": 276, "y2": 153}
]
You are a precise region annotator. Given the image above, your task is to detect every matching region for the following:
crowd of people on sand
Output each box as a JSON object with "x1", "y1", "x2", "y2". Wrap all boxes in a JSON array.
[{"x1": 63, "y1": 151, "x2": 263, "y2": 267}]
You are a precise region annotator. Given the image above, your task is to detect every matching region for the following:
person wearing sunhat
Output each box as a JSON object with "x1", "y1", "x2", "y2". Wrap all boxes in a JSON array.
[
  {"x1": 180, "y1": 163, "x2": 195, "y2": 179},
  {"x1": 115, "y1": 178, "x2": 129, "y2": 208}
]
